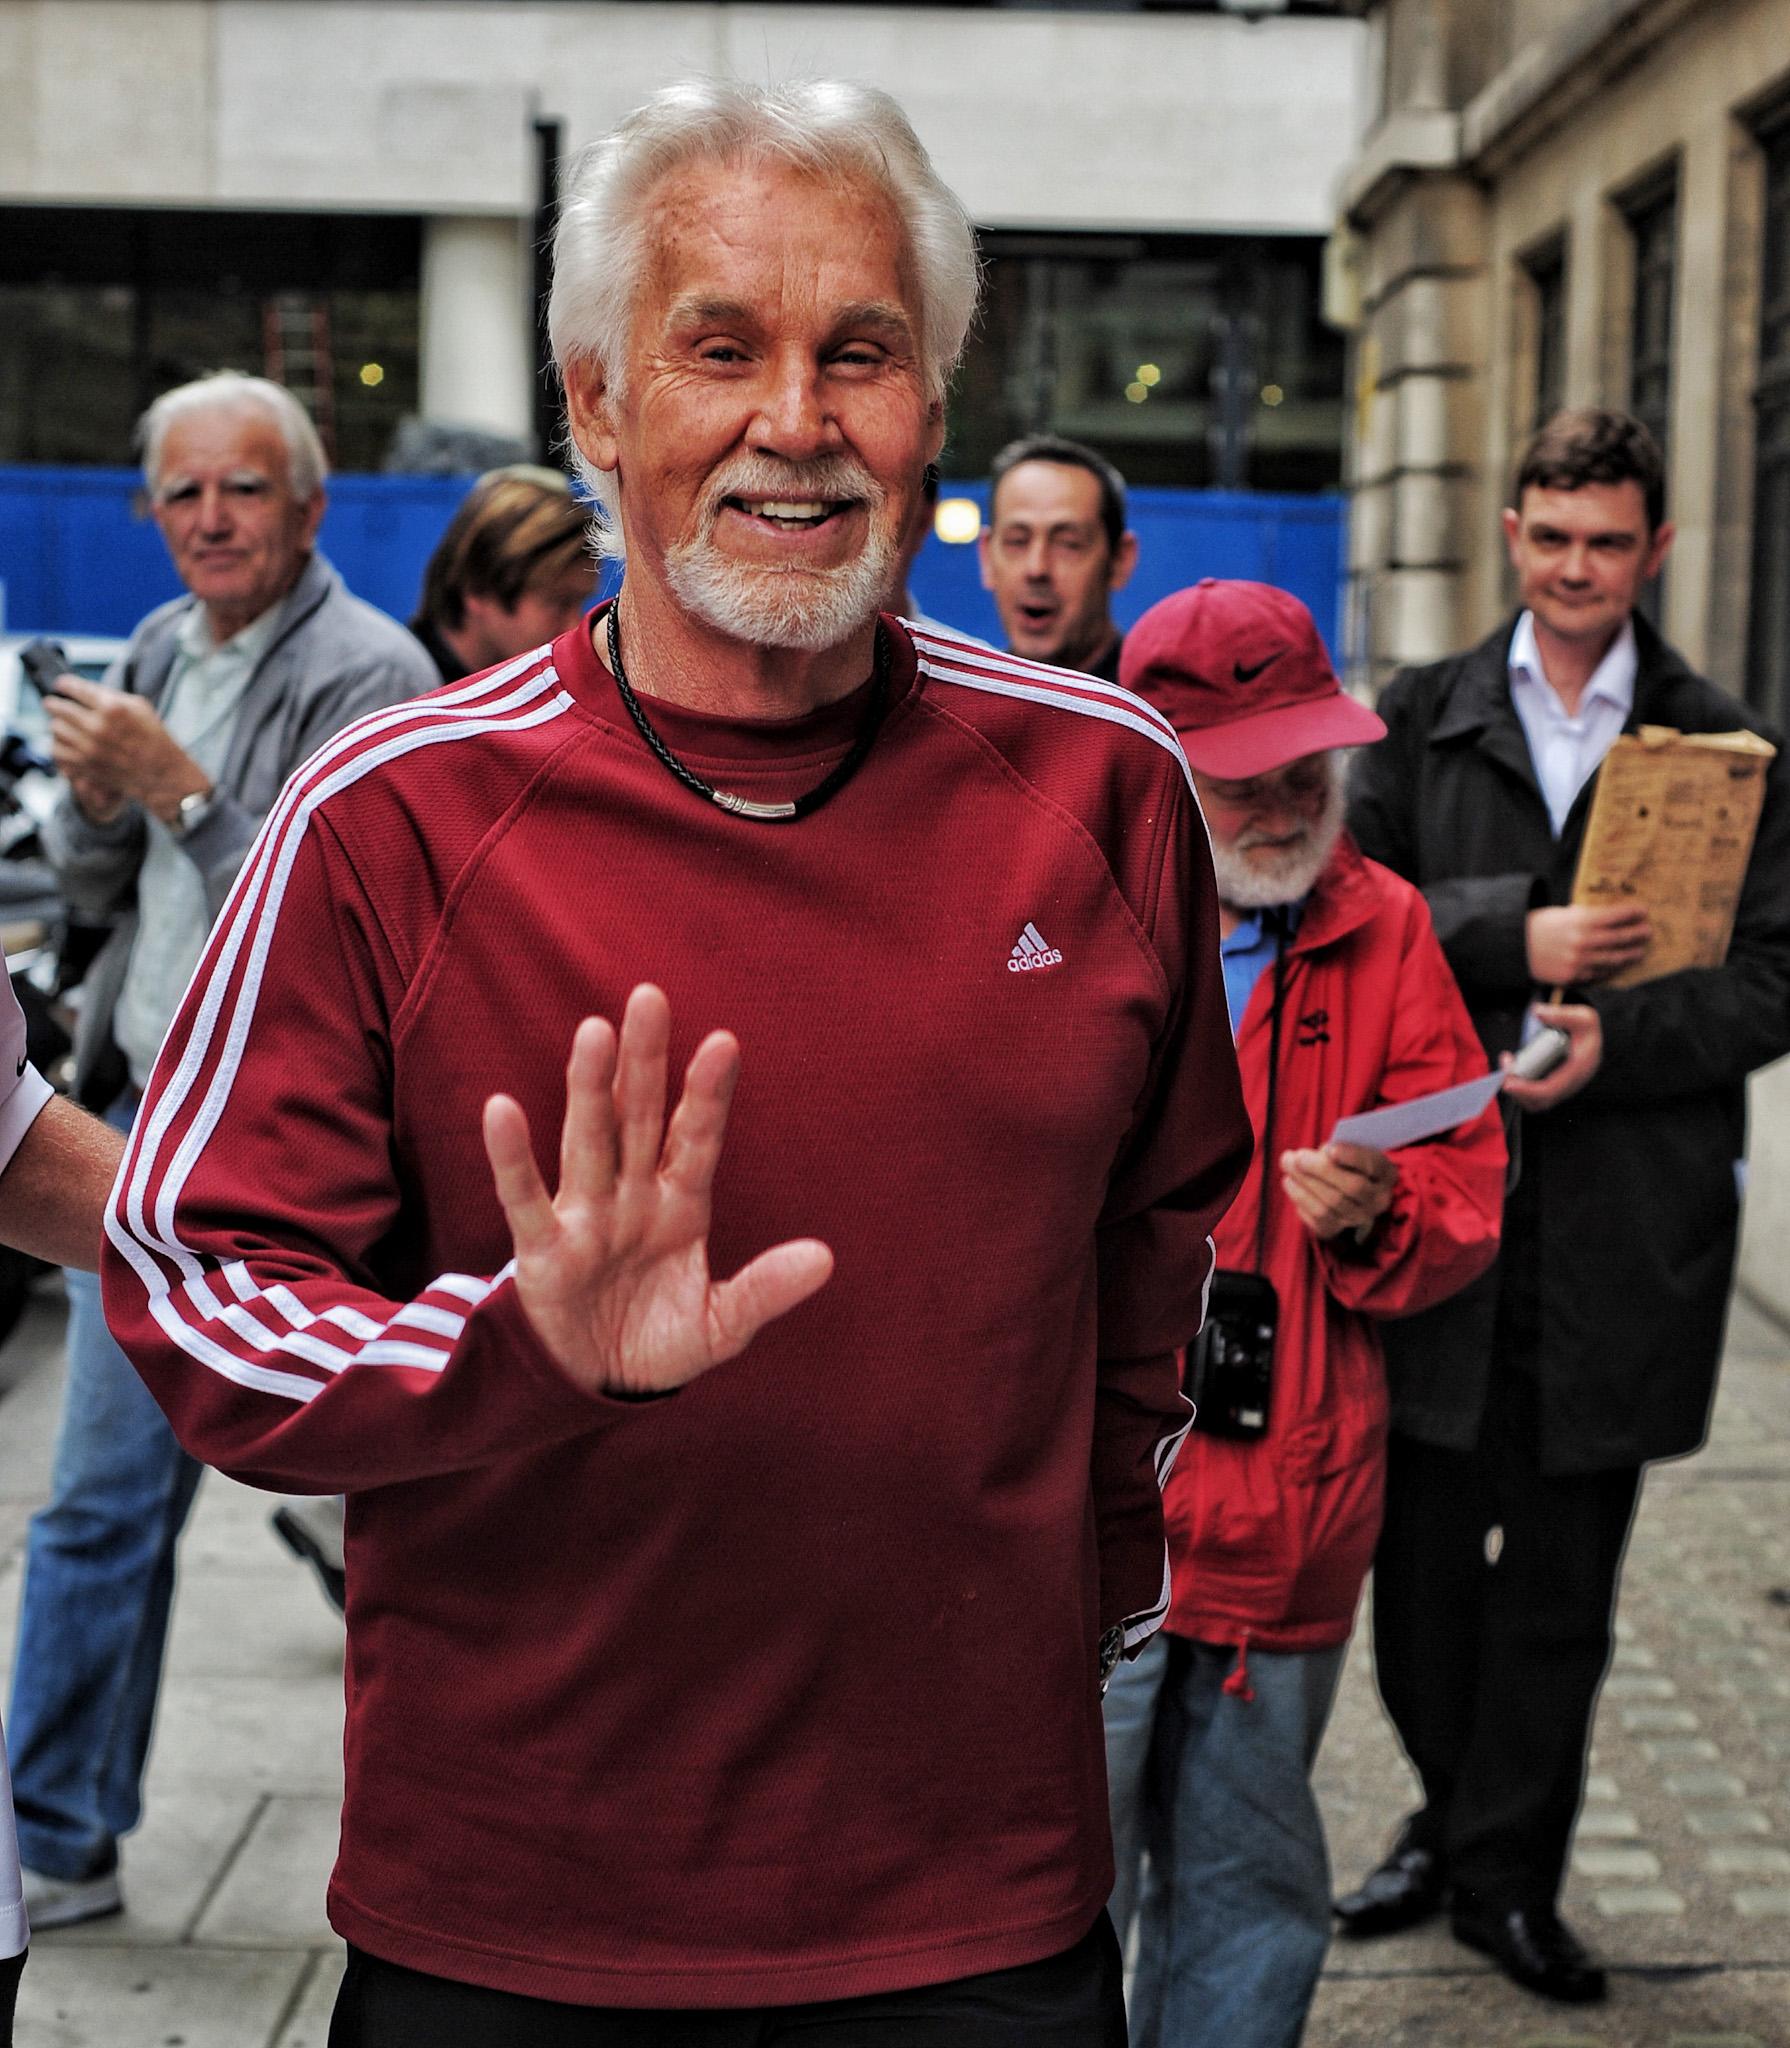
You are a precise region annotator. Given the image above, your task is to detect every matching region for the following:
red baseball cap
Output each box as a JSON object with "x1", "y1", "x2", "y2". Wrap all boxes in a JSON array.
[{"x1": 1120, "y1": 579, "x2": 1384, "y2": 778}]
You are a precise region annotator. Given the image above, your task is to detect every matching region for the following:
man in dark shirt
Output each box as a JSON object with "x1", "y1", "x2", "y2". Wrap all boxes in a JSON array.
[
  {"x1": 980, "y1": 435, "x2": 1136, "y2": 680},
  {"x1": 1338, "y1": 409, "x2": 1790, "y2": 2006}
]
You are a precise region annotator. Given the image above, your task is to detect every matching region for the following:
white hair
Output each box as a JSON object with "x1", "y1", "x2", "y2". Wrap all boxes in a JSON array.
[
  {"x1": 1206, "y1": 754, "x2": 1348, "y2": 911},
  {"x1": 138, "y1": 372, "x2": 329, "y2": 499},
  {"x1": 662, "y1": 449, "x2": 898, "y2": 651},
  {"x1": 549, "y1": 77, "x2": 980, "y2": 553}
]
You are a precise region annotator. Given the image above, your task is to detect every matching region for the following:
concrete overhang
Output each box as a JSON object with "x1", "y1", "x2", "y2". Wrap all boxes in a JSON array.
[
  {"x1": 1334, "y1": 0, "x2": 1710, "y2": 229},
  {"x1": 1338, "y1": 108, "x2": 1463, "y2": 227},
  {"x1": 1460, "y1": 0, "x2": 1708, "y2": 179}
]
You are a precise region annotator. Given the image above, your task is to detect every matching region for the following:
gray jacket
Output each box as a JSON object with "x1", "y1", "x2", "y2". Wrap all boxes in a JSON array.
[{"x1": 48, "y1": 550, "x2": 438, "y2": 1107}]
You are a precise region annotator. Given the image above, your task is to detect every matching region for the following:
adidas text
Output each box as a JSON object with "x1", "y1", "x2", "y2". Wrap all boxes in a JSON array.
[{"x1": 1009, "y1": 922, "x2": 1063, "y2": 972}]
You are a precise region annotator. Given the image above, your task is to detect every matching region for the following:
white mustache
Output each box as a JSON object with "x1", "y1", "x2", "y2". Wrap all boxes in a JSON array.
[{"x1": 702, "y1": 455, "x2": 884, "y2": 517}]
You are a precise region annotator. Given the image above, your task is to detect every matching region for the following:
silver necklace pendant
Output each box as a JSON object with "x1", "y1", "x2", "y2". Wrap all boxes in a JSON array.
[
  {"x1": 604, "y1": 603, "x2": 887, "y2": 826},
  {"x1": 713, "y1": 789, "x2": 799, "y2": 821}
]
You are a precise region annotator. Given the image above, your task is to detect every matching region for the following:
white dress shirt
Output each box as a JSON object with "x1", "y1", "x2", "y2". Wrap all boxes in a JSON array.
[{"x1": 1507, "y1": 610, "x2": 1637, "y2": 837}]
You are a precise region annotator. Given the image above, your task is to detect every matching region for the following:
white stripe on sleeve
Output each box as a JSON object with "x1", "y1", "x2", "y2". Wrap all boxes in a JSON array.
[{"x1": 107, "y1": 653, "x2": 574, "y2": 1402}]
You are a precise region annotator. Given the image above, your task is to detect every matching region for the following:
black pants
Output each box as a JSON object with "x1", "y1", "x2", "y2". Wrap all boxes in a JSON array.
[
  {"x1": 1371, "y1": 1362, "x2": 1642, "y2": 1907},
  {"x1": 0, "y1": 1949, "x2": 20, "y2": 2045},
  {"x1": 328, "y1": 1917, "x2": 1126, "y2": 2048}
]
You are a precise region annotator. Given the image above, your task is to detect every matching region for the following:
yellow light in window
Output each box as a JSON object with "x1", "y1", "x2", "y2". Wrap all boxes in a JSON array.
[
  {"x1": 1125, "y1": 381, "x2": 1149, "y2": 405},
  {"x1": 359, "y1": 362, "x2": 386, "y2": 388},
  {"x1": 1136, "y1": 363, "x2": 1162, "y2": 387},
  {"x1": 1260, "y1": 382, "x2": 1284, "y2": 407},
  {"x1": 933, "y1": 496, "x2": 983, "y2": 545}
]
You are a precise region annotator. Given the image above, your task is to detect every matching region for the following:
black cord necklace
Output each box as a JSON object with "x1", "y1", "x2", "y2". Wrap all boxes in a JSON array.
[{"x1": 604, "y1": 604, "x2": 891, "y2": 823}]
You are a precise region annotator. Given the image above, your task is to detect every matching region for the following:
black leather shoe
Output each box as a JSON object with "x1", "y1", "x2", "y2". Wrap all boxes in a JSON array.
[
  {"x1": 1333, "y1": 1831, "x2": 1446, "y2": 1938},
  {"x1": 1450, "y1": 1894, "x2": 1607, "y2": 2003}
]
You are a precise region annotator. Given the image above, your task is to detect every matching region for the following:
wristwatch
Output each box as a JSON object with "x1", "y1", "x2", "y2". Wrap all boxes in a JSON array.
[
  {"x1": 170, "y1": 785, "x2": 215, "y2": 840},
  {"x1": 1098, "y1": 1625, "x2": 1125, "y2": 1695}
]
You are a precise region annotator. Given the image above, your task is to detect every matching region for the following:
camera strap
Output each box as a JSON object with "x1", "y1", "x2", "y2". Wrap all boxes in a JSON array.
[{"x1": 1189, "y1": 912, "x2": 1291, "y2": 1446}]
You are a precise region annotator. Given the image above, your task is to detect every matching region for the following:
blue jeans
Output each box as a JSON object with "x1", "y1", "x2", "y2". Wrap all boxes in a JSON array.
[
  {"x1": 6, "y1": 1094, "x2": 203, "y2": 1881},
  {"x1": 1103, "y1": 1631, "x2": 1347, "y2": 2048}
]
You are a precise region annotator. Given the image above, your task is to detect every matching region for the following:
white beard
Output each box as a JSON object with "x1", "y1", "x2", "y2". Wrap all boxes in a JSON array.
[
  {"x1": 662, "y1": 453, "x2": 898, "y2": 653},
  {"x1": 1207, "y1": 759, "x2": 1347, "y2": 910}
]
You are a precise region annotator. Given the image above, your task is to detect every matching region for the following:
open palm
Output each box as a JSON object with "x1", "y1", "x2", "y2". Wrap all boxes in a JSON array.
[{"x1": 482, "y1": 985, "x2": 834, "y2": 1397}]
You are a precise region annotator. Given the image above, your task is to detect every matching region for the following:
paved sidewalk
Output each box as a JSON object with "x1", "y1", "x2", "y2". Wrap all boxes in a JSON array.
[
  {"x1": 0, "y1": 1286, "x2": 346, "y2": 2047},
  {"x1": 0, "y1": 1283, "x2": 1785, "y2": 2045},
  {"x1": 1313, "y1": 1292, "x2": 1790, "y2": 2047}
]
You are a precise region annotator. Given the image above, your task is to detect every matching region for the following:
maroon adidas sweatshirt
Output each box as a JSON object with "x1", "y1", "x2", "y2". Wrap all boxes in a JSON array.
[{"x1": 104, "y1": 613, "x2": 1249, "y2": 2008}]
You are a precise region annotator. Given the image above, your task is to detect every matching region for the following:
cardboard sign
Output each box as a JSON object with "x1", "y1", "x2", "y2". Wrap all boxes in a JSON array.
[{"x1": 1570, "y1": 725, "x2": 1776, "y2": 986}]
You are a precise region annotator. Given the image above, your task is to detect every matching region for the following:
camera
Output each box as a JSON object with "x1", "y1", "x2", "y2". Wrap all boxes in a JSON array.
[{"x1": 1187, "y1": 1270, "x2": 1278, "y2": 1440}]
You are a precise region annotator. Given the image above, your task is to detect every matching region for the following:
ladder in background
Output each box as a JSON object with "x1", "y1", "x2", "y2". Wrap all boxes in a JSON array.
[{"x1": 261, "y1": 293, "x2": 336, "y2": 457}]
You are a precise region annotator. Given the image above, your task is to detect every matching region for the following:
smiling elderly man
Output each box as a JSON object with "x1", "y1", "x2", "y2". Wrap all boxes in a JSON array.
[
  {"x1": 6, "y1": 372, "x2": 435, "y2": 1934},
  {"x1": 101, "y1": 81, "x2": 1249, "y2": 2045}
]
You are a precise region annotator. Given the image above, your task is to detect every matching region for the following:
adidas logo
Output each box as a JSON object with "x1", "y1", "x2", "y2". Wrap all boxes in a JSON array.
[{"x1": 1008, "y1": 921, "x2": 1064, "y2": 973}]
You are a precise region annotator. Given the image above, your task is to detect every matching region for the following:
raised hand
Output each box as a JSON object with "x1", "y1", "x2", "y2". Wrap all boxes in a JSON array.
[{"x1": 481, "y1": 984, "x2": 834, "y2": 1398}]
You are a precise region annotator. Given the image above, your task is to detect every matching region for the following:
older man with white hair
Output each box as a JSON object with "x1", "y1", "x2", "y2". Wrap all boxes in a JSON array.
[
  {"x1": 7, "y1": 371, "x2": 435, "y2": 1931},
  {"x1": 101, "y1": 80, "x2": 1248, "y2": 2043},
  {"x1": 1103, "y1": 581, "x2": 1523, "y2": 2048}
]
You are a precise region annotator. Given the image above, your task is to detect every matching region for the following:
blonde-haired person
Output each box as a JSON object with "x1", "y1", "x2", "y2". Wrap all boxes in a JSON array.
[{"x1": 410, "y1": 466, "x2": 598, "y2": 683}]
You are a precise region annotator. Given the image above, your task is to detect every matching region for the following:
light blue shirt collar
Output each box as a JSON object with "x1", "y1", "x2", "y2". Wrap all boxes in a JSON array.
[{"x1": 1218, "y1": 900, "x2": 1304, "y2": 1037}]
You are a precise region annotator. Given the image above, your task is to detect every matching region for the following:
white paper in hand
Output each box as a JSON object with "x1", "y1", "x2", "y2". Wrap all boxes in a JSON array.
[{"x1": 1327, "y1": 1070, "x2": 1504, "y2": 1153}]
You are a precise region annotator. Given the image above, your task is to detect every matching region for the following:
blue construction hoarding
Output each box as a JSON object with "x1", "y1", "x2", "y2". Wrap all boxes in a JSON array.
[
  {"x1": 0, "y1": 466, "x2": 1344, "y2": 661},
  {"x1": 916, "y1": 481, "x2": 1346, "y2": 659}
]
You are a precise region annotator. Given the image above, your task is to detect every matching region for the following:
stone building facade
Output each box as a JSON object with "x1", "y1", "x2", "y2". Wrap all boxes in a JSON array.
[
  {"x1": 1334, "y1": 0, "x2": 1790, "y2": 1317},
  {"x1": 1338, "y1": 0, "x2": 1790, "y2": 711}
]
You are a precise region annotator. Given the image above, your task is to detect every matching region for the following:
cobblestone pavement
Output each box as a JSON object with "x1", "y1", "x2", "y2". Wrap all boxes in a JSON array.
[
  {"x1": 0, "y1": 1285, "x2": 1785, "y2": 2045},
  {"x1": 1313, "y1": 1291, "x2": 1790, "y2": 2047}
]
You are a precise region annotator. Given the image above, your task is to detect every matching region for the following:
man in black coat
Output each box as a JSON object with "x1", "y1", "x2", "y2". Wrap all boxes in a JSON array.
[{"x1": 1337, "y1": 409, "x2": 1790, "y2": 2003}]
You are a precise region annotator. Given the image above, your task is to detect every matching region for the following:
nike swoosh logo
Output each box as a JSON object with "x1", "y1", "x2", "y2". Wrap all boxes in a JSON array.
[{"x1": 1233, "y1": 654, "x2": 1283, "y2": 683}]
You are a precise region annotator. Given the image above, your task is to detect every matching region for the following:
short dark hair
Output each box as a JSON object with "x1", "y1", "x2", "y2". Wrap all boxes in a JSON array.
[
  {"x1": 418, "y1": 465, "x2": 592, "y2": 631},
  {"x1": 1513, "y1": 408, "x2": 1666, "y2": 532},
  {"x1": 988, "y1": 435, "x2": 1128, "y2": 554}
]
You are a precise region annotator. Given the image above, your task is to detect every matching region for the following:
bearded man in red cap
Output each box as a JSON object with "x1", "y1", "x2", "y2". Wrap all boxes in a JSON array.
[{"x1": 1101, "y1": 579, "x2": 1560, "y2": 2048}]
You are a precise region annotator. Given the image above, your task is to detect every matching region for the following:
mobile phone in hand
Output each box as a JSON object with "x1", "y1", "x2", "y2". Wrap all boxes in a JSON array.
[{"x1": 15, "y1": 639, "x2": 71, "y2": 699}]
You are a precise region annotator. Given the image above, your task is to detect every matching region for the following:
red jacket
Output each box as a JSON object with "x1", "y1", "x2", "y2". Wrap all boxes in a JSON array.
[{"x1": 1163, "y1": 835, "x2": 1504, "y2": 1656}]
